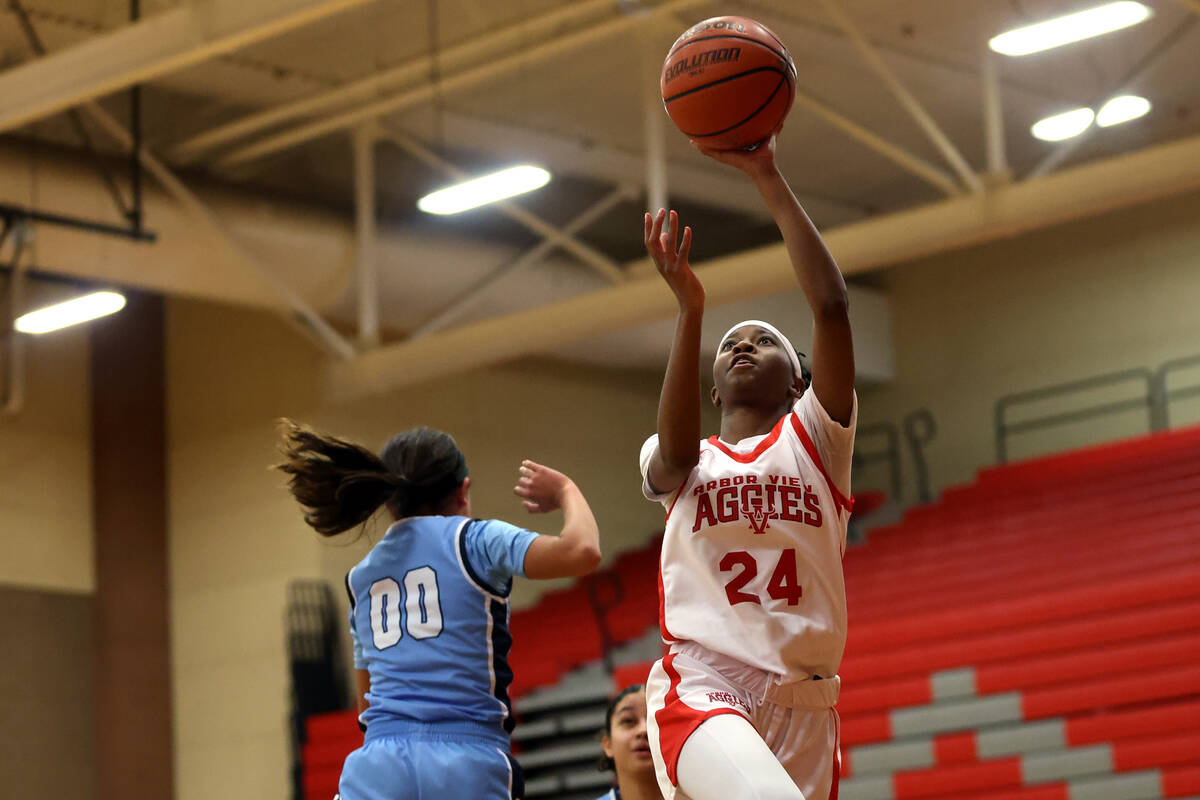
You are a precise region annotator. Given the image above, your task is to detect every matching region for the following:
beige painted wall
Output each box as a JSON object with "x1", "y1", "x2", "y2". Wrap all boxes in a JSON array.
[
  {"x1": 167, "y1": 297, "x2": 328, "y2": 800},
  {"x1": 0, "y1": 586, "x2": 94, "y2": 799},
  {"x1": 3, "y1": 175, "x2": 1198, "y2": 800},
  {"x1": 857, "y1": 187, "x2": 1200, "y2": 501},
  {"x1": 0, "y1": 316, "x2": 92, "y2": 593},
  {"x1": 148, "y1": 186, "x2": 1200, "y2": 800},
  {"x1": 166, "y1": 297, "x2": 675, "y2": 800}
]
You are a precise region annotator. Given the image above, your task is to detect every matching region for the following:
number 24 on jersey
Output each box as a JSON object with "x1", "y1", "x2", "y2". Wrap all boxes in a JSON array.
[{"x1": 720, "y1": 549, "x2": 803, "y2": 607}]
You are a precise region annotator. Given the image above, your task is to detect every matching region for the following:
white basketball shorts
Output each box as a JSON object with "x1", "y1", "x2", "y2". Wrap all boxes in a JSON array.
[{"x1": 645, "y1": 642, "x2": 842, "y2": 800}]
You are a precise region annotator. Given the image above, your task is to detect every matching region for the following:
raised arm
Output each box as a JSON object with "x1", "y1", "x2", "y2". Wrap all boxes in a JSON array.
[
  {"x1": 514, "y1": 460, "x2": 602, "y2": 579},
  {"x1": 694, "y1": 136, "x2": 855, "y2": 426},
  {"x1": 644, "y1": 208, "x2": 705, "y2": 494}
]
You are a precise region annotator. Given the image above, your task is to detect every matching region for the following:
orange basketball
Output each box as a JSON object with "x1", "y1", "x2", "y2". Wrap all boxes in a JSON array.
[{"x1": 660, "y1": 16, "x2": 796, "y2": 150}]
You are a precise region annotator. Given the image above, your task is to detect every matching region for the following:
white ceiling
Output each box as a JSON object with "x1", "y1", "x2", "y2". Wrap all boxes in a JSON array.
[{"x1": 1, "y1": 0, "x2": 1199, "y2": 374}]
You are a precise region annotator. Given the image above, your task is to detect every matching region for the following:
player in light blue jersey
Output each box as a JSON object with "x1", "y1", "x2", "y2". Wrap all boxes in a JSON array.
[{"x1": 277, "y1": 421, "x2": 602, "y2": 800}]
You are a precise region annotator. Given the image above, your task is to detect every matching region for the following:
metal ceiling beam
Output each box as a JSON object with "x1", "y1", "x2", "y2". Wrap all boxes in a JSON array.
[
  {"x1": 84, "y1": 102, "x2": 356, "y2": 359},
  {"x1": 215, "y1": 0, "x2": 708, "y2": 167},
  {"x1": 1, "y1": 223, "x2": 30, "y2": 418},
  {"x1": 385, "y1": 110, "x2": 872, "y2": 224},
  {"x1": 410, "y1": 185, "x2": 635, "y2": 339},
  {"x1": 792, "y1": 89, "x2": 961, "y2": 196},
  {"x1": 382, "y1": 129, "x2": 627, "y2": 285},
  {"x1": 0, "y1": 0, "x2": 372, "y2": 134},
  {"x1": 981, "y1": 50, "x2": 1008, "y2": 180},
  {"x1": 641, "y1": 30, "x2": 668, "y2": 215},
  {"x1": 352, "y1": 124, "x2": 379, "y2": 348},
  {"x1": 169, "y1": 0, "x2": 617, "y2": 163},
  {"x1": 330, "y1": 131, "x2": 1200, "y2": 397},
  {"x1": 742, "y1": 0, "x2": 1074, "y2": 106},
  {"x1": 815, "y1": 0, "x2": 985, "y2": 194}
]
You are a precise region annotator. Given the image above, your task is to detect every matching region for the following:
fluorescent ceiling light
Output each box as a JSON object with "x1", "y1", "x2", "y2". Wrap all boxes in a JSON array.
[
  {"x1": 15, "y1": 291, "x2": 126, "y2": 334},
  {"x1": 418, "y1": 165, "x2": 551, "y2": 215},
  {"x1": 1096, "y1": 94, "x2": 1151, "y2": 127},
  {"x1": 1031, "y1": 107, "x2": 1096, "y2": 142},
  {"x1": 989, "y1": 1, "x2": 1151, "y2": 56}
]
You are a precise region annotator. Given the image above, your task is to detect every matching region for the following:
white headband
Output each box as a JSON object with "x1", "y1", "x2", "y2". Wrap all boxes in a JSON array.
[{"x1": 718, "y1": 320, "x2": 804, "y2": 379}]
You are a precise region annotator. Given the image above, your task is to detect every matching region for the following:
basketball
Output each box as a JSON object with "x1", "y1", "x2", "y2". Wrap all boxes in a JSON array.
[{"x1": 660, "y1": 16, "x2": 796, "y2": 150}]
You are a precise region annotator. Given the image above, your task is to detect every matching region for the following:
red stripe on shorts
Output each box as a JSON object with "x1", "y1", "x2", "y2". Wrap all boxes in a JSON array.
[
  {"x1": 830, "y1": 708, "x2": 841, "y2": 800},
  {"x1": 653, "y1": 653, "x2": 749, "y2": 786},
  {"x1": 657, "y1": 564, "x2": 677, "y2": 643}
]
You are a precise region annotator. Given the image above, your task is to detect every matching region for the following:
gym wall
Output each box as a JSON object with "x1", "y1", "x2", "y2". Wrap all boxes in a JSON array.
[
  {"x1": 165, "y1": 296, "x2": 676, "y2": 800},
  {"x1": 0, "y1": 324, "x2": 92, "y2": 592},
  {"x1": 0, "y1": 325, "x2": 93, "y2": 797},
  {"x1": 858, "y1": 187, "x2": 1200, "y2": 502},
  {"x1": 7, "y1": 187, "x2": 1200, "y2": 800}
]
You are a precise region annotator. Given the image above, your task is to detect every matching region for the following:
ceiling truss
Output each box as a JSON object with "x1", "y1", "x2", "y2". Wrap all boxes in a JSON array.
[
  {"x1": 0, "y1": 0, "x2": 1197, "y2": 385},
  {"x1": 0, "y1": 0, "x2": 373, "y2": 134}
]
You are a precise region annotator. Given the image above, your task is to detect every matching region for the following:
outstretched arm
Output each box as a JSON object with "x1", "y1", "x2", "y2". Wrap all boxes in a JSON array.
[
  {"x1": 515, "y1": 461, "x2": 602, "y2": 579},
  {"x1": 694, "y1": 136, "x2": 855, "y2": 426},
  {"x1": 644, "y1": 208, "x2": 705, "y2": 493}
]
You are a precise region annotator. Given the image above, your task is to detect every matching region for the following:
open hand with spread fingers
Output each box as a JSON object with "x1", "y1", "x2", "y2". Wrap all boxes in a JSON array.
[
  {"x1": 644, "y1": 208, "x2": 704, "y2": 311},
  {"x1": 513, "y1": 459, "x2": 574, "y2": 514}
]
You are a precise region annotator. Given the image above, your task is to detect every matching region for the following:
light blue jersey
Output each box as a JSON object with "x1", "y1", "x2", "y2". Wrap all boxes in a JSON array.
[{"x1": 345, "y1": 515, "x2": 538, "y2": 735}]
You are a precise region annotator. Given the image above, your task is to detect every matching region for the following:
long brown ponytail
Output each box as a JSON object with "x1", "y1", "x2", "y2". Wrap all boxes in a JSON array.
[
  {"x1": 275, "y1": 420, "x2": 400, "y2": 536},
  {"x1": 275, "y1": 419, "x2": 468, "y2": 536}
]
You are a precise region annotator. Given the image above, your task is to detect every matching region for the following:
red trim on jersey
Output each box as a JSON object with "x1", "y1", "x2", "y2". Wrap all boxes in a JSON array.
[
  {"x1": 706, "y1": 413, "x2": 788, "y2": 463},
  {"x1": 663, "y1": 482, "x2": 686, "y2": 523},
  {"x1": 830, "y1": 708, "x2": 841, "y2": 800},
  {"x1": 657, "y1": 564, "x2": 678, "y2": 643},
  {"x1": 653, "y1": 654, "x2": 749, "y2": 786},
  {"x1": 657, "y1": 470, "x2": 683, "y2": 644},
  {"x1": 790, "y1": 413, "x2": 854, "y2": 513}
]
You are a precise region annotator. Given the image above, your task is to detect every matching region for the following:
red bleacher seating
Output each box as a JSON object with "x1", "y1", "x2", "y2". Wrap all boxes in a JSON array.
[
  {"x1": 508, "y1": 538, "x2": 662, "y2": 698},
  {"x1": 301, "y1": 423, "x2": 1200, "y2": 800}
]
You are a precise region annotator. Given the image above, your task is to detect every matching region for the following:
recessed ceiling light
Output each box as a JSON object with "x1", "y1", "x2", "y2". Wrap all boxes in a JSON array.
[
  {"x1": 418, "y1": 165, "x2": 551, "y2": 215},
  {"x1": 989, "y1": 1, "x2": 1152, "y2": 56},
  {"x1": 1096, "y1": 94, "x2": 1151, "y2": 127},
  {"x1": 14, "y1": 291, "x2": 126, "y2": 334},
  {"x1": 1031, "y1": 107, "x2": 1096, "y2": 142}
]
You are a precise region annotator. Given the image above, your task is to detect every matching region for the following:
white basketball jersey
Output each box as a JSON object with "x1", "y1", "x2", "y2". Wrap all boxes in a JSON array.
[{"x1": 641, "y1": 389, "x2": 857, "y2": 681}]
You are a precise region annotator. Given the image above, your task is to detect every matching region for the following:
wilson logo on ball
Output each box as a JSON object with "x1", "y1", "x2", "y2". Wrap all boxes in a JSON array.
[
  {"x1": 679, "y1": 19, "x2": 747, "y2": 41},
  {"x1": 663, "y1": 47, "x2": 742, "y2": 83}
]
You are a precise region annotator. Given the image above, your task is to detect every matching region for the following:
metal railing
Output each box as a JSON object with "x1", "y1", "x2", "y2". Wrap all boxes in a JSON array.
[
  {"x1": 1156, "y1": 354, "x2": 1200, "y2": 429},
  {"x1": 852, "y1": 421, "x2": 902, "y2": 501},
  {"x1": 851, "y1": 409, "x2": 941, "y2": 506},
  {"x1": 995, "y1": 354, "x2": 1200, "y2": 463},
  {"x1": 584, "y1": 571, "x2": 624, "y2": 675},
  {"x1": 994, "y1": 368, "x2": 1156, "y2": 463},
  {"x1": 903, "y1": 408, "x2": 937, "y2": 504}
]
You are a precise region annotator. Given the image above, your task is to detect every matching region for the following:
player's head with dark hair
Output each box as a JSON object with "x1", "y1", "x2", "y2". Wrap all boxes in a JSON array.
[
  {"x1": 711, "y1": 321, "x2": 807, "y2": 414},
  {"x1": 275, "y1": 420, "x2": 470, "y2": 536},
  {"x1": 598, "y1": 683, "x2": 654, "y2": 784}
]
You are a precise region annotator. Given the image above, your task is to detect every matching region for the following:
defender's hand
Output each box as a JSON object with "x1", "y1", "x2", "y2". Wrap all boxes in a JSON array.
[{"x1": 513, "y1": 460, "x2": 573, "y2": 514}]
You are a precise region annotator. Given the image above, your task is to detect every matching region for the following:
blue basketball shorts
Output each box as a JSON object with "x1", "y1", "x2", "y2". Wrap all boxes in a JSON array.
[{"x1": 336, "y1": 719, "x2": 522, "y2": 800}]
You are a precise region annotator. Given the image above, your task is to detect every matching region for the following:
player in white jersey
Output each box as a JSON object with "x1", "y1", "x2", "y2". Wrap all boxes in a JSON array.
[{"x1": 638, "y1": 130, "x2": 856, "y2": 800}]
